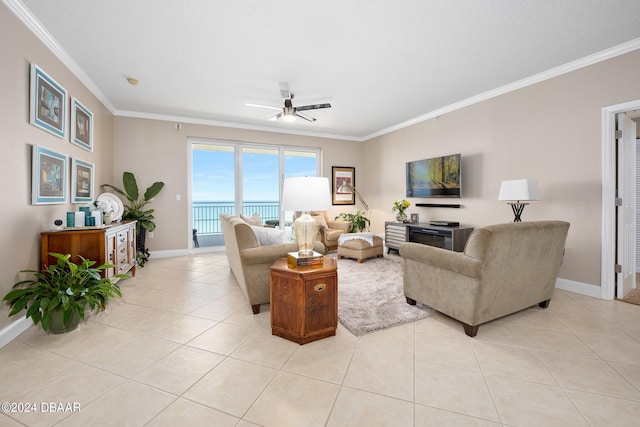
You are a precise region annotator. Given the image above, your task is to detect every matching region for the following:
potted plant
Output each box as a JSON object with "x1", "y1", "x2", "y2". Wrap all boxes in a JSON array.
[
  {"x1": 2, "y1": 253, "x2": 126, "y2": 334},
  {"x1": 336, "y1": 210, "x2": 370, "y2": 233},
  {"x1": 102, "y1": 172, "x2": 165, "y2": 266}
]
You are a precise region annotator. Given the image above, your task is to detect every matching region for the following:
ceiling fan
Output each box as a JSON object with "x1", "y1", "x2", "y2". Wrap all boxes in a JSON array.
[{"x1": 246, "y1": 82, "x2": 331, "y2": 123}]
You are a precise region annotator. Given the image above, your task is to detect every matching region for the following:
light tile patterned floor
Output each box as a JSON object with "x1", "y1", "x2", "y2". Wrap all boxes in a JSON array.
[{"x1": 1, "y1": 251, "x2": 640, "y2": 426}]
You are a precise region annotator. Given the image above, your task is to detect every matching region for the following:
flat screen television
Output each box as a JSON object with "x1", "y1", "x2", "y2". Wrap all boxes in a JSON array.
[{"x1": 406, "y1": 153, "x2": 461, "y2": 198}]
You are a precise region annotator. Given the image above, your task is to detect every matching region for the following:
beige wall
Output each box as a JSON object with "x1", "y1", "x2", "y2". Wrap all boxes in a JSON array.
[
  {"x1": 0, "y1": 5, "x2": 114, "y2": 329},
  {"x1": 362, "y1": 49, "x2": 640, "y2": 287},
  {"x1": 112, "y1": 117, "x2": 364, "y2": 252}
]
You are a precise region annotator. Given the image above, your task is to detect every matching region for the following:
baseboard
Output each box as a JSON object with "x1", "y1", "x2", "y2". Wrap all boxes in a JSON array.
[
  {"x1": 148, "y1": 249, "x2": 189, "y2": 259},
  {"x1": 555, "y1": 277, "x2": 603, "y2": 299},
  {"x1": 0, "y1": 317, "x2": 32, "y2": 349}
]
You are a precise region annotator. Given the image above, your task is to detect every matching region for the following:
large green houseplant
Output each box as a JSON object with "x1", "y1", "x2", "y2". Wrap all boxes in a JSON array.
[
  {"x1": 2, "y1": 253, "x2": 126, "y2": 333},
  {"x1": 102, "y1": 172, "x2": 165, "y2": 266},
  {"x1": 336, "y1": 210, "x2": 370, "y2": 233}
]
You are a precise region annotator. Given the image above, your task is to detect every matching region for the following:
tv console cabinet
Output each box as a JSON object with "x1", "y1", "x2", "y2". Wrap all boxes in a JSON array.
[{"x1": 385, "y1": 222, "x2": 473, "y2": 254}]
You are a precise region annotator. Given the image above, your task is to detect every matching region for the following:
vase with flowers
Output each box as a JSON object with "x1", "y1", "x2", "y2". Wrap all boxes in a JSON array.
[{"x1": 392, "y1": 199, "x2": 411, "y2": 222}]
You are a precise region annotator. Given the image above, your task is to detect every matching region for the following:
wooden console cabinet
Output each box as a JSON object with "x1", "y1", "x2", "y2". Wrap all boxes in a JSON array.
[
  {"x1": 40, "y1": 221, "x2": 136, "y2": 279},
  {"x1": 270, "y1": 257, "x2": 338, "y2": 344}
]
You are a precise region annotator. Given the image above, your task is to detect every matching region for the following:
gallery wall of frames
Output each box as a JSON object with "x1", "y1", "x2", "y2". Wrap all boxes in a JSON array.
[{"x1": 29, "y1": 63, "x2": 95, "y2": 206}]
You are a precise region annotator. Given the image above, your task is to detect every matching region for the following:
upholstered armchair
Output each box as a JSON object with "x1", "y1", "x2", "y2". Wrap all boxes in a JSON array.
[
  {"x1": 294, "y1": 211, "x2": 351, "y2": 252},
  {"x1": 400, "y1": 221, "x2": 569, "y2": 337}
]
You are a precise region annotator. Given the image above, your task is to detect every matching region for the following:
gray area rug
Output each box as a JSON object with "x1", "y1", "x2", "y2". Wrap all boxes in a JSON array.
[{"x1": 335, "y1": 254, "x2": 437, "y2": 336}]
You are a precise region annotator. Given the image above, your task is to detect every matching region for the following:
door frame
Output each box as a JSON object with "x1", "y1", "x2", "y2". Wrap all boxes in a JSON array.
[{"x1": 601, "y1": 100, "x2": 640, "y2": 299}]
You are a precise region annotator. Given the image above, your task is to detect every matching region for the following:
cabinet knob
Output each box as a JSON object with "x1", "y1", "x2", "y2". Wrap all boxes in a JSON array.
[{"x1": 314, "y1": 283, "x2": 326, "y2": 292}]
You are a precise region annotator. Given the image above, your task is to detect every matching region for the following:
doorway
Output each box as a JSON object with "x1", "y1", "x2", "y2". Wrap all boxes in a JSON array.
[{"x1": 601, "y1": 101, "x2": 640, "y2": 300}]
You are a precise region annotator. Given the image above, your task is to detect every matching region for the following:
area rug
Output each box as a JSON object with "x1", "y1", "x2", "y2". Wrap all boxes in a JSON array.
[
  {"x1": 335, "y1": 254, "x2": 437, "y2": 336},
  {"x1": 621, "y1": 288, "x2": 640, "y2": 306}
]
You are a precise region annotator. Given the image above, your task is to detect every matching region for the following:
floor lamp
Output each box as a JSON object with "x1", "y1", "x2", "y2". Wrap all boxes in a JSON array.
[{"x1": 337, "y1": 183, "x2": 369, "y2": 212}]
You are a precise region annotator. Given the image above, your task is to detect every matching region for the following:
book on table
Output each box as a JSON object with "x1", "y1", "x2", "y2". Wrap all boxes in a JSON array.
[{"x1": 287, "y1": 251, "x2": 324, "y2": 268}]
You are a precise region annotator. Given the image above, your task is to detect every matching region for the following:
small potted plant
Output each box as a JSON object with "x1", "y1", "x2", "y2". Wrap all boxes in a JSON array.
[
  {"x1": 2, "y1": 253, "x2": 126, "y2": 334},
  {"x1": 336, "y1": 210, "x2": 370, "y2": 233}
]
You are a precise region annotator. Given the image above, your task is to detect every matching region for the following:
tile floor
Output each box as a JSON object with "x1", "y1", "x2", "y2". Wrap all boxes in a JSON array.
[{"x1": 1, "y1": 251, "x2": 640, "y2": 426}]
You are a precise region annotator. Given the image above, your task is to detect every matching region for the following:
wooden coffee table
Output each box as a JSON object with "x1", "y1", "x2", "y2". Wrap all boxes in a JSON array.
[{"x1": 270, "y1": 257, "x2": 338, "y2": 344}]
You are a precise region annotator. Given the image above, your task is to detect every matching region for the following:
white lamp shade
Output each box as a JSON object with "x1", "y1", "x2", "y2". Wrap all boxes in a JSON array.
[
  {"x1": 282, "y1": 177, "x2": 331, "y2": 211},
  {"x1": 498, "y1": 179, "x2": 542, "y2": 201}
]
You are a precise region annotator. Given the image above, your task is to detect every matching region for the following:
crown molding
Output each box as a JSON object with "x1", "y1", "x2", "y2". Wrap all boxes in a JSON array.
[
  {"x1": 114, "y1": 110, "x2": 363, "y2": 142},
  {"x1": 4, "y1": 0, "x2": 116, "y2": 113},
  {"x1": 363, "y1": 38, "x2": 640, "y2": 141},
  {"x1": 7, "y1": 0, "x2": 639, "y2": 143}
]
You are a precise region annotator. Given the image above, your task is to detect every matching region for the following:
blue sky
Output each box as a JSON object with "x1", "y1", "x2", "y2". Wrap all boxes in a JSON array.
[{"x1": 192, "y1": 148, "x2": 317, "y2": 201}]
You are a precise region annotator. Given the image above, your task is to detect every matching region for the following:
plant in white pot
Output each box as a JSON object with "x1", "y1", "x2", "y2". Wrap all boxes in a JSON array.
[{"x1": 2, "y1": 253, "x2": 126, "y2": 333}]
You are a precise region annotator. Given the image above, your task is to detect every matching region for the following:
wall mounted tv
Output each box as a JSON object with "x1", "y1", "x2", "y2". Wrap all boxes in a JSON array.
[{"x1": 406, "y1": 153, "x2": 461, "y2": 198}]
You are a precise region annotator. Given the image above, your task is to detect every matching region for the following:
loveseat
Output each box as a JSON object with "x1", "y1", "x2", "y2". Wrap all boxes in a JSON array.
[
  {"x1": 400, "y1": 220, "x2": 570, "y2": 337},
  {"x1": 220, "y1": 214, "x2": 325, "y2": 314}
]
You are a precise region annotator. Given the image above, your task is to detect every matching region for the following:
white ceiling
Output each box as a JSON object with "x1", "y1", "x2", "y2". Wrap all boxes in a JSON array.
[{"x1": 12, "y1": 0, "x2": 640, "y2": 141}]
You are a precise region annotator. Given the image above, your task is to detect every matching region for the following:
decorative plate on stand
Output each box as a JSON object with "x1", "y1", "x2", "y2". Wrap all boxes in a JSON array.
[{"x1": 96, "y1": 192, "x2": 124, "y2": 221}]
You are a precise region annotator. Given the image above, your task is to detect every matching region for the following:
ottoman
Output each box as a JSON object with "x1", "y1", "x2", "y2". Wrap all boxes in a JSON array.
[{"x1": 337, "y1": 234, "x2": 384, "y2": 263}]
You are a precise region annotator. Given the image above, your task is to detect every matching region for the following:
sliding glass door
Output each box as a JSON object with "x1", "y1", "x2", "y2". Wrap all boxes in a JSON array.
[
  {"x1": 190, "y1": 139, "x2": 319, "y2": 248},
  {"x1": 242, "y1": 147, "x2": 280, "y2": 226},
  {"x1": 191, "y1": 143, "x2": 236, "y2": 247}
]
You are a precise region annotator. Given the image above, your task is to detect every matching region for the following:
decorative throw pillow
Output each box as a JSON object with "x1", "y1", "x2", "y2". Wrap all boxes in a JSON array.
[
  {"x1": 250, "y1": 225, "x2": 287, "y2": 246},
  {"x1": 312, "y1": 214, "x2": 329, "y2": 230},
  {"x1": 241, "y1": 213, "x2": 262, "y2": 226}
]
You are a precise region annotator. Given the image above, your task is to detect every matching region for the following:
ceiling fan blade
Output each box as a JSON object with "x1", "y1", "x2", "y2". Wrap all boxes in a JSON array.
[
  {"x1": 296, "y1": 103, "x2": 331, "y2": 111},
  {"x1": 295, "y1": 112, "x2": 316, "y2": 122},
  {"x1": 278, "y1": 81, "x2": 291, "y2": 99},
  {"x1": 269, "y1": 112, "x2": 283, "y2": 121},
  {"x1": 246, "y1": 103, "x2": 282, "y2": 111}
]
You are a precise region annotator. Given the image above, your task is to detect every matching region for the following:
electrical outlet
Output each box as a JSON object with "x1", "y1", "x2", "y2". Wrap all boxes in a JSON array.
[
  {"x1": 176, "y1": 194, "x2": 181, "y2": 201},
  {"x1": 149, "y1": 231, "x2": 154, "y2": 238}
]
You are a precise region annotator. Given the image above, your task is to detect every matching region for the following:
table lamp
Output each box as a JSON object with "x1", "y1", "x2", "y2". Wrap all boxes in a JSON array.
[
  {"x1": 282, "y1": 176, "x2": 331, "y2": 256},
  {"x1": 498, "y1": 179, "x2": 541, "y2": 222}
]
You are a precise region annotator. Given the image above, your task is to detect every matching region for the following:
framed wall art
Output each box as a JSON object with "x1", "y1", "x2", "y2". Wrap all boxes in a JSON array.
[
  {"x1": 71, "y1": 158, "x2": 94, "y2": 203},
  {"x1": 331, "y1": 166, "x2": 355, "y2": 205},
  {"x1": 70, "y1": 97, "x2": 93, "y2": 151},
  {"x1": 29, "y1": 64, "x2": 68, "y2": 139},
  {"x1": 32, "y1": 145, "x2": 68, "y2": 205}
]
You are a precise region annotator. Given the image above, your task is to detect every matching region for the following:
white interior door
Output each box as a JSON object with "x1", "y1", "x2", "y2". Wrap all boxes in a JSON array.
[{"x1": 617, "y1": 113, "x2": 637, "y2": 298}]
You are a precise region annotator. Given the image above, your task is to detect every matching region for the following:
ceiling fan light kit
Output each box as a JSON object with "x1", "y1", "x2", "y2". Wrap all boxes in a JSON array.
[{"x1": 248, "y1": 82, "x2": 331, "y2": 123}]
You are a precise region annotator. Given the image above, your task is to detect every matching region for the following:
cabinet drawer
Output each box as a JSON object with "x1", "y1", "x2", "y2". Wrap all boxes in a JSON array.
[
  {"x1": 303, "y1": 275, "x2": 337, "y2": 333},
  {"x1": 117, "y1": 231, "x2": 128, "y2": 244}
]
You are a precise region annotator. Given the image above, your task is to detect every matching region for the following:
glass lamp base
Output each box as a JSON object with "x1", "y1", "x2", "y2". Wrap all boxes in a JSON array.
[{"x1": 294, "y1": 212, "x2": 319, "y2": 256}]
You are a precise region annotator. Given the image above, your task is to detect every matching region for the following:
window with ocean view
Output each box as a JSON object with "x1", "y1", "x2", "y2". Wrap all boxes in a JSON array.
[{"x1": 191, "y1": 140, "x2": 319, "y2": 248}]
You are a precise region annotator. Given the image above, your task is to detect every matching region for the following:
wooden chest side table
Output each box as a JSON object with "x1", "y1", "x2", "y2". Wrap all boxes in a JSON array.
[{"x1": 270, "y1": 257, "x2": 338, "y2": 344}]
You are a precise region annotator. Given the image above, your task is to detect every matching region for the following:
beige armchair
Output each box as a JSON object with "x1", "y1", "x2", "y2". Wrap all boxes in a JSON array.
[
  {"x1": 221, "y1": 214, "x2": 325, "y2": 314},
  {"x1": 400, "y1": 221, "x2": 569, "y2": 337},
  {"x1": 294, "y1": 211, "x2": 351, "y2": 252}
]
